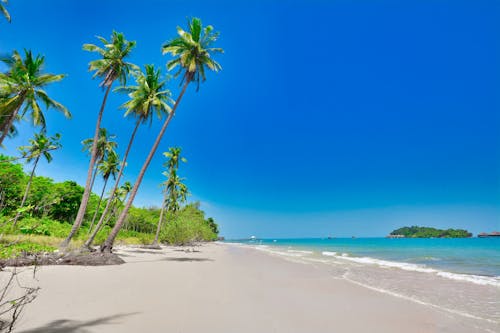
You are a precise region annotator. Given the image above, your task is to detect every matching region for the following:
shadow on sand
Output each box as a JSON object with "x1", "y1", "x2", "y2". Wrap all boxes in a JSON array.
[{"x1": 19, "y1": 312, "x2": 139, "y2": 333}]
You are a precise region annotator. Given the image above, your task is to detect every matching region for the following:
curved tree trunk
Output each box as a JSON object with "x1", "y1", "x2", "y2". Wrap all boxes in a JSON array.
[
  {"x1": 0, "y1": 101, "x2": 23, "y2": 146},
  {"x1": 12, "y1": 156, "x2": 40, "y2": 227},
  {"x1": 100, "y1": 79, "x2": 191, "y2": 252},
  {"x1": 152, "y1": 199, "x2": 166, "y2": 246},
  {"x1": 87, "y1": 176, "x2": 109, "y2": 234},
  {"x1": 61, "y1": 84, "x2": 112, "y2": 248},
  {"x1": 83, "y1": 120, "x2": 140, "y2": 248},
  {"x1": 84, "y1": 194, "x2": 117, "y2": 249}
]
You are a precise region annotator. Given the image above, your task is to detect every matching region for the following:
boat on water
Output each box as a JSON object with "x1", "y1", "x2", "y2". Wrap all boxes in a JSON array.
[{"x1": 477, "y1": 231, "x2": 500, "y2": 238}]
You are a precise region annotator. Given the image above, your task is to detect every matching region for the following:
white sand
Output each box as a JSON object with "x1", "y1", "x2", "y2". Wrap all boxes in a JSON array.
[{"x1": 12, "y1": 243, "x2": 494, "y2": 332}]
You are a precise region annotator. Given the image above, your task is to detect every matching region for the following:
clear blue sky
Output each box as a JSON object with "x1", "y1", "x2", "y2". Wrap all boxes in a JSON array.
[{"x1": 1, "y1": 0, "x2": 499, "y2": 238}]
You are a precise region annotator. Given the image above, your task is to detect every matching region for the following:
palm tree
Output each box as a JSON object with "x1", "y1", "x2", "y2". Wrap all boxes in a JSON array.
[
  {"x1": 62, "y1": 32, "x2": 137, "y2": 248},
  {"x1": 153, "y1": 148, "x2": 187, "y2": 246},
  {"x1": 100, "y1": 17, "x2": 223, "y2": 253},
  {"x1": 0, "y1": 50, "x2": 70, "y2": 146},
  {"x1": 87, "y1": 151, "x2": 120, "y2": 233},
  {"x1": 12, "y1": 132, "x2": 62, "y2": 226},
  {"x1": 81, "y1": 128, "x2": 117, "y2": 195},
  {"x1": 153, "y1": 170, "x2": 188, "y2": 246},
  {"x1": 0, "y1": 0, "x2": 10, "y2": 23},
  {"x1": 85, "y1": 65, "x2": 172, "y2": 248},
  {"x1": 84, "y1": 181, "x2": 131, "y2": 248}
]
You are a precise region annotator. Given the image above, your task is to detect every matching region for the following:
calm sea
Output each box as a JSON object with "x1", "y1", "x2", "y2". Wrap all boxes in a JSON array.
[{"x1": 226, "y1": 237, "x2": 500, "y2": 329}]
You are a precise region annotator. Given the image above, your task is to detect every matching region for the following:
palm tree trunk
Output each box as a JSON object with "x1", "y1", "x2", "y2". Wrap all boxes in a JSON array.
[
  {"x1": 100, "y1": 79, "x2": 191, "y2": 252},
  {"x1": 12, "y1": 156, "x2": 40, "y2": 227},
  {"x1": 89, "y1": 160, "x2": 100, "y2": 194},
  {"x1": 0, "y1": 102, "x2": 23, "y2": 146},
  {"x1": 83, "y1": 119, "x2": 140, "y2": 248},
  {"x1": 61, "y1": 84, "x2": 112, "y2": 248},
  {"x1": 153, "y1": 200, "x2": 166, "y2": 246},
  {"x1": 87, "y1": 176, "x2": 109, "y2": 234},
  {"x1": 84, "y1": 194, "x2": 117, "y2": 248}
]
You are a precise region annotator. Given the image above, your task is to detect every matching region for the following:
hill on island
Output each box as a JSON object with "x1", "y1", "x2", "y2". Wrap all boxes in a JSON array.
[{"x1": 389, "y1": 226, "x2": 472, "y2": 238}]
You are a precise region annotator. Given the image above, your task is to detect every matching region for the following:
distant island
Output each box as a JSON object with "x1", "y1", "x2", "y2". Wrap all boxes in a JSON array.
[{"x1": 388, "y1": 226, "x2": 472, "y2": 238}]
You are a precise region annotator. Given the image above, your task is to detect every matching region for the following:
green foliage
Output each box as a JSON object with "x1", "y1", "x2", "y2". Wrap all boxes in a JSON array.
[
  {"x1": 0, "y1": 241, "x2": 56, "y2": 259},
  {"x1": 0, "y1": 155, "x2": 25, "y2": 214},
  {"x1": 15, "y1": 217, "x2": 73, "y2": 238},
  {"x1": 123, "y1": 207, "x2": 159, "y2": 233},
  {"x1": 390, "y1": 226, "x2": 472, "y2": 238},
  {"x1": 160, "y1": 203, "x2": 217, "y2": 245},
  {"x1": 48, "y1": 181, "x2": 84, "y2": 222}
]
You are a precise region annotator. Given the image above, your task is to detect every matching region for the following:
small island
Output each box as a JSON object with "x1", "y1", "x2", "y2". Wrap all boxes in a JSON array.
[{"x1": 388, "y1": 226, "x2": 472, "y2": 238}]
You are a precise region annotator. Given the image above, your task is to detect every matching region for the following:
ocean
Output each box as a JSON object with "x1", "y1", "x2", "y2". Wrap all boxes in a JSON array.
[{"x1": 226, "y1": 238, "x2": 500, "y2": 330}]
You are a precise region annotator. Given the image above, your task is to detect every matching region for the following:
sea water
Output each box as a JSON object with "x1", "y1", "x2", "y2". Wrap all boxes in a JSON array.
[{"x1": 226, "y1": 238, "x2": 500, "y2": 331}]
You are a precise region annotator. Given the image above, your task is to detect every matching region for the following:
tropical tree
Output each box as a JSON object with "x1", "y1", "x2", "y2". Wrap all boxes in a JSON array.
[
  {"x1": 12, "y1": 132, "x2": 62, "y2": 226},
  {"x1": 100, "y1": 17, "x2": 222, "y2": 252},
  {"x1": 84, "y1": 181, "x2": 131, "y2": 248},
  {"x1": 86, "y1": 65, "x2": 172, "y2": 247},
  {"x1": 0, "y1": 50, "x2": 70, "y2": 146},
  {"x1": 87, "y1": 151, "x2": 120, "y2": 233},
  {"x1": 81, "y1": 128, "x2": 117, "y2": 196},
  {"x1": 62, "y1": 32, "x2": 137, "y2": 248},
  {"x1": 153, "y1": 148, "x2": 188, "y2": 246},
  {"x1": 0, "y1": 0, "x2": 10, "y2": 23}
]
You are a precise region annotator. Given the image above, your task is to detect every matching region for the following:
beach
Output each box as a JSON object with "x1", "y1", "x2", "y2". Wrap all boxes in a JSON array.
[{"x1": 11, "y1": 242, "x2": 497, "y2": 333}]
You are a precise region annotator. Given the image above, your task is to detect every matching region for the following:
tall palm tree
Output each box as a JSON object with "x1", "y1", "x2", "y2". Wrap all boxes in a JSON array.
[
  {"x1": 62, "y1": 32, "x2": 137, "y2": 248},
  {"x1": 12, "y1": 132, "x2": 62, "y2": 226},
  {"x1": 81, "y1": 128, "x2": 117, "y2": 195},
  {"x1": 0, "y1": 0, "x2": 10, "y2": 23},
  {"x1": 0, "y1": 50, "x2": 70, "y2": 146},
  {"x1": 153, "y1": 148, "x2": 187, "y2": 246},
  {"x1": 87, "y1": 151, "x2": 120, "y2": 233},
  {"x1": 85, "y1": 65, "x2": 172, "y2": 248},
  {"x1": 100, "y1": 17, "x2": 223, "y2": 253}
]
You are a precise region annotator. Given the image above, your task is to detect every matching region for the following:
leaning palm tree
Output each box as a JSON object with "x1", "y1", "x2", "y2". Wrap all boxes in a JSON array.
[
  {"x1": 0, "y1": 0, "x2": 10, "y2": 23},
  {"x1": 152, "y1": 148, "x2": 187, "y2": 246},
  {"x1": 83, "y1": 65, "x2": 172, "y2": 248},
  {"x1": 81, "y1": 128, "x2": 117, "y2": 195},
  {"x1": 100, "y1": 17, "x2": 222, "y2": 253},
  {"x1": 62, "y1": 32, "x2": 137, "y2": 248},
  {"x1": 12, "y1": 132, "x2": 62, "y2": 226},
  {"x1": 0, "y1": 50, "x2": 70, "y2": 146},
  {"x1": 87, "y1": 151, "x2": 120, "y2": 233}
]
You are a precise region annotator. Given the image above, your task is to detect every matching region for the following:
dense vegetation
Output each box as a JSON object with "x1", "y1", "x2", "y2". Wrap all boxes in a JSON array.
[
  {"x1": 390, "y1": 226, "x2": 472, "y2": 238},
  {"x1": 0, "y1": 155, "x2": 218, "y2": 252}
]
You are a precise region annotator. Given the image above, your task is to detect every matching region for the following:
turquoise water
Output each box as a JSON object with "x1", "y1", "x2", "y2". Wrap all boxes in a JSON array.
[{"x1": 228, "y1": 238, "x2": 500, "y2": 277}]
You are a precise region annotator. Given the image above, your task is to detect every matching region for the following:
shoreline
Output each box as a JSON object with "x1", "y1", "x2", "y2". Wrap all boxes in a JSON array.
[{"x1": 11, "y1": 243, "x2": 499, "y2": 332}]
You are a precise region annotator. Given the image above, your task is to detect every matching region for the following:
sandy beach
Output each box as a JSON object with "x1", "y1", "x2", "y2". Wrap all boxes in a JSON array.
[{"x1": 13, "y1": 243, "x2": 497, "y2": 333}]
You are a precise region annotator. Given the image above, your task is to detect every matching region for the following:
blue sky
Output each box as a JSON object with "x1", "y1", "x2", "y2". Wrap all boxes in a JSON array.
[{"x1": 1, "y1": 0, "x2": 499, "y2": 238}]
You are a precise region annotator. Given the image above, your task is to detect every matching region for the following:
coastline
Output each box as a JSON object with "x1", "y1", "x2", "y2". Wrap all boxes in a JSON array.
[{"x1": 13, "y1": 243, "x2": 499, "y2": 332}]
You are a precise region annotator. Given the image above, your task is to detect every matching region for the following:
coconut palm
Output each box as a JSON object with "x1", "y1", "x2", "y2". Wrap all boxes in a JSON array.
[
  {"x1": 152, "y1": 148, "x2": 187, "y2": 246},
  {"x1": 81, "y1": 128, "x2": 117, "y2": 195},
  {"x1": 63, "y1": 32, "x2": 137, "y2": 248},
  {"x1": 12, "y1": 132, "x2": 62, "y2": 226},
  {"x1": 87, "y1": 151, "x2": 120, "y2": 233},
  {"x1": 100, "y1": 17, "x2": 223, "y2": 253},
  {"x1": 84, "y1": 65, "x2": 172, "y2": 248},
  {"x1": 0, "y1": 0, "x2": 10, "y2": 23},
  {"x1": 0, "y1": 50, "x2": 70, "y2": 146}
]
